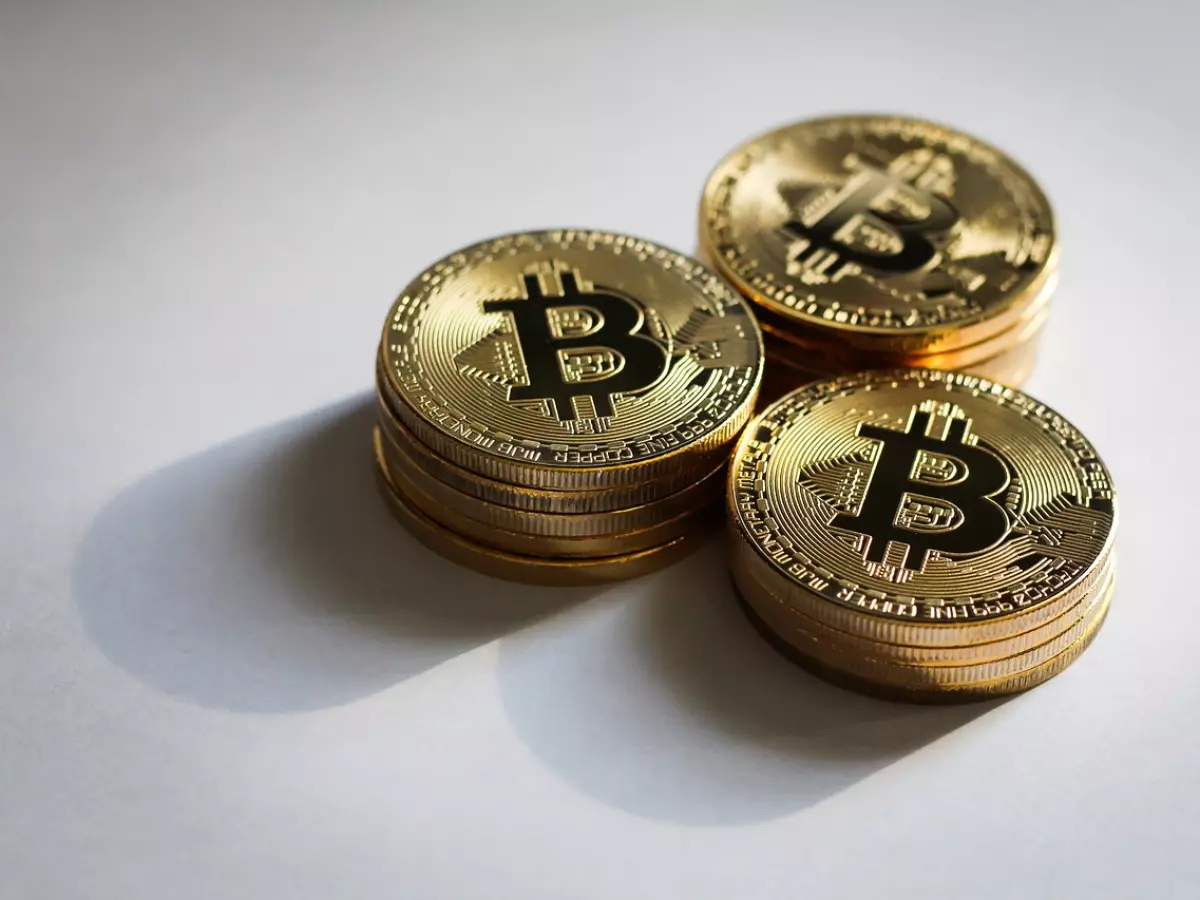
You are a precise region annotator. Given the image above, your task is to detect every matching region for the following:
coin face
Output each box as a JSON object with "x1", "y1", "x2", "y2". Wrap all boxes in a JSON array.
[
  {"x1": 381, "y1": 230, "x2": 763, "y2": 488},
  {"x1": 729, "y1": 369, "x2": 1116, "y2": 630},
  {"x1": 700, "y1": 115, "x2": 1056, "y2": 352}
]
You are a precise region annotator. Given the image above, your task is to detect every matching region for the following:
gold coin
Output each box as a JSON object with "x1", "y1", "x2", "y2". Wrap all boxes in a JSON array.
[
  {"x1": 728, "y1": 369, "x2": 1117, "y2": 645},
  {"x1": 759, "y1": 271, "x2": 1054, "y2": 372},
  {"x1": 379, "y1": 230, "x2": 763, "y2": 491},
  {"x1": 374, "y1": 428, "x2": 719, "y2": 557},
  {"x1": 376, "y1": 414, "x2": 724, "y2": 537},
  {"x1": 742, "y1": 565, "x2": 1112, "y2": 689},
  {"x1": 375, "y1": 364, "x2": 727, "y2": 513},
  {"x1": 734, "y1": 541, "x2": 1114, "y2": 666},
  {"x1": 700, "y1": 114, "x2": 1056, "y2": 355},
  {"x1": 761, "y1": 309, "x2": 1046, "y2": 393},
  {"x1": 737, "y1": 574, "x2": 1112, "y2": 703},
  {"x1": 372, "y1": 434, "x2": 705, "y2": 585}
]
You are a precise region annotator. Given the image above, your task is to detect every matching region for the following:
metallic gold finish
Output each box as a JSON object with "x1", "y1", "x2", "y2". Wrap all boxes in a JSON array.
[
  {"x1": 375, "y1": 429, "x2": 719, "y2": 557},
  {"x1": 700, "y1": 114, "x2": 1056, "y2": 355},
  {"x1": 734, "y1": 542, "x2": 1114, "y2": 666},
  {"x1": 375, "y1": 366, "x2": 727, "y2": 513},
  {"x1": 743, "y1": 566, "x2": 1113, "y2": 689},
  {"x1": 380, "y1": 229, "x2": 763, "y2": 491},
  {"x1": 728, "y1": 370, "x2": 1117, "y2": 646},
  {"x1": 760, "y1": 272, "x2": 1054, "y2": 373},
  {"x1": 377, "y1": 415, "x2": 724, "y2": 538},
  {"x1": 736, "y1": 575, "x2": 1112, "y2": 704},
  {"x1": 757, "y1": 315, "x2": 1045, "y2": 405},
  {"x1": 373, "y1": 431, "x2": 704, "y2": 585}
]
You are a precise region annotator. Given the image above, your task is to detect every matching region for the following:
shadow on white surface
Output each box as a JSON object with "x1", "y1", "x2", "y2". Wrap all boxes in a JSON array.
[
  {"x1": 497, "y1": 542, "x2": 998, "y2": 825},
  {"x1": 72, "y1": 395, "x2": 586, "y2": 713}
]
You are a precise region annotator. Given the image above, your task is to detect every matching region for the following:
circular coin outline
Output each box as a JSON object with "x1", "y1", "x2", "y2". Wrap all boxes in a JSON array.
[
  {"x1": 380, "y1": 229, "x2": 764, "y2": 490},
  {"x1": 728, "y1": 368, "x2": 1117, "y2": 636},
  {"x1": 699, "y1": 114, "x2": 1057, "y2": 353}
]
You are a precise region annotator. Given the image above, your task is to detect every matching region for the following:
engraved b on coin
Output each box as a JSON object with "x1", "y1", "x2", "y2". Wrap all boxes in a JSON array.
[
  {"x1": 832, "y1": 405, "x2": 1010, "y2": 573},
  {"x1": 475, "y1": 269, "x2": 669, "y2": 424},
  {"x1": 779, "y1": 152, "x2": 959, "y2": 283}
]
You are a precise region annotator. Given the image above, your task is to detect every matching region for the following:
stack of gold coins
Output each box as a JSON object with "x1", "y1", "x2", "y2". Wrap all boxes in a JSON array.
[
  {"x1": 374, "y1": 229, "x2": 764, "y2": 585},
  {"x1": 698, "y1": 114, "x2": 1058, "y2": 401},
  {"x1": 728, "y1": 369, "x2": 1116, "y2": 702}
]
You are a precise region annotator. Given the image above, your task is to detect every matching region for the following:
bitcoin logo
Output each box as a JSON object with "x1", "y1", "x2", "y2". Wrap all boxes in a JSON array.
[
  {"x1": 482, "y1": 270, "x2": 669, "y2": 422},
  {"x1": 781, "y1": 162, "x2": 959, "y2": 277},
  {"x1": 831, "y1": 407, "x2": 1010, "y2": 572}
]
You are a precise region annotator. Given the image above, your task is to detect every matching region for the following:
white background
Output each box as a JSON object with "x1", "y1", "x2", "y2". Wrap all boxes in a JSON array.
[{"x1": 2, "y1": 1, "x2": 1195, "y2": 897}]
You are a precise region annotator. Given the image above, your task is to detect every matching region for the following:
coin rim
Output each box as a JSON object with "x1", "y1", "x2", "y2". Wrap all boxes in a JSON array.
[
  {"x1": 375, "y1": 428, "x2": 721, "y2": 556},
  {"x1": 735, "y1": 541, "x2": 1114, "y2": 665},
  {"x1": 373, "y1": 430, "x2": 708, "y2": 584},
  {"x1": 746, "y1": 566, "x2": 1112, "y2": 688},
  {"x1": 736, "y1": 578, "x2": 1111, "y2": 703},
  {"x1": 375, "y1": 367, "x2": 729, "y2": 512}
]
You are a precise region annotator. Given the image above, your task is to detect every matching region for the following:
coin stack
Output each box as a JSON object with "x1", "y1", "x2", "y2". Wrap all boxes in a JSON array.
[
  {"x1": 728, "y1": 369, "x2": 1117, "y2": 702},
  {"x1": 699, "y1": 114, "x2": 1058, "y2": 401},
  {"x1": 374, "y1": 229, "x2": 764, "y2": 585}
]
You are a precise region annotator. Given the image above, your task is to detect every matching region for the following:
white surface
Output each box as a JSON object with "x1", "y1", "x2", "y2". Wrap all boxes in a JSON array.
[{"x1": 2, "y1": 1, "x2": 1195, "y2": 897}]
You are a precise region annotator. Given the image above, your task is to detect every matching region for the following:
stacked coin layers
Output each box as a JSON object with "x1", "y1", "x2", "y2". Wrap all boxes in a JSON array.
[
  {"x1": 727, "y1": 369, "x2": 1116, "y2": 702},
  {"x1": 699, "y1": 114, "x2": 1058, "y2": 399},
  {"x1": 375, "y1": 229, "x2": 764, "y2": 585}
]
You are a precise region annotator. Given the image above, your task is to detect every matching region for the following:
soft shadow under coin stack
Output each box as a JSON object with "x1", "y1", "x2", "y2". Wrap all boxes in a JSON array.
[
  {"x1": 373, "y1": 229, "x2": 764, "y2": 585},
  {"x1": 727, "y1": 369, "x2": 1117, "y2": 702},
  {"x1": 698, "y1": 114, "x2": 1058, "y2": 401}
]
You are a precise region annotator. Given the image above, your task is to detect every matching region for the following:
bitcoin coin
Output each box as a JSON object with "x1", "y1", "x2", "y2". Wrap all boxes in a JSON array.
[
  {"x1": 728, "y1": 369, "x2": 1117, "y2": 647},
  {"x1": 737, "y1": 573, "x2": 1112, "y2": 703},
  {"x1": 733, "y1": 542, "x2": 1114, "y2": 666},
  {"x1": 739, "y1": 565, "x2": 1112, "y2": 688},
  {"x1": 376, "y1": 415, "x2": 724, "y2": 538},
  {"x1": 372, "y1": 431, "x2": 706, "y2": 585},
  {"x1": 761, "y1": 307, "x2": 1047, "y2": 393},
  {"x1": 700, "y1": 115, "x2": 1056, "y2": 355},
  {"x1": 380, "y1": 230, "x2": 763, "y2": 491},
  {"x1": 374, "y1": 430, "x2": 719, "y2": 557},
  {"x1": 759, "y1": 271, "x2": 1054, "y2": 371},
  {"x1": 375, "y1": 363, "x2": 727, "y2": 513}
]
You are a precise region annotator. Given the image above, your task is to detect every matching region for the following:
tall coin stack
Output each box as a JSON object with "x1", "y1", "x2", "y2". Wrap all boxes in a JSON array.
[
  {"x1": 728, "y1": 369, "x2": 1117, "y2": 702},
  {"x1": 699, "y1": 115, "x2": 1058, "y2": 400},
  {"x1": 374, "y1": 229, "x2": 764, "y2": 585}
]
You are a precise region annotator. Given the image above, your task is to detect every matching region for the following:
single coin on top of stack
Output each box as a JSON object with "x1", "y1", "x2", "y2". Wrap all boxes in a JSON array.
[
  {"x1": 727, "y1": 368, "x2": 1117, "y2": 703},
  {"x1": 699, "y1": 114, "x2": 1058, "y2": 400},
  {"x1": 374, "y1": 229, "x2": 765, "y2": 585}
]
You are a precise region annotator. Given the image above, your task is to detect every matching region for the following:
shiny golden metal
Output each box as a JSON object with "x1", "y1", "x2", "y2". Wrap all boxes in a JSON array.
[
  {"x1": 373, "y1": 430, "x2": 705, "y2": 584},
  {"x1": 737, "y1": 573, "x2": 1113, "y2": 703},
  {"x1": 379, "y1": 229, "x2": 763, "y2": 491},
  {"x1": 375, "y1": 429, "x2": 719, "y2": 557},
  {"x1": 376, "y1": 414, "x2": 724, "y2": 538},
  {"x1": 733, "y1": 540, "x2": 1114, "y2": 666},
  {"x1": 700, "y1": 114, "x2": 1056, "y2": 355},
  {"x1": 760, "y1": 271, "x2": 1054, "y2": 373},
  {"x1": 728, "y1": 369, "x2": 1117, "y2": 647},
  {"x1": 742, "y1": 566, "x2": 1112, "y2": 689},
  {"x1": 375, "y1": 366, "x2": 728, "y2": 514},
  {"x1": 758, "y1": 312, "x2": 1046, "y2": 402}
]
